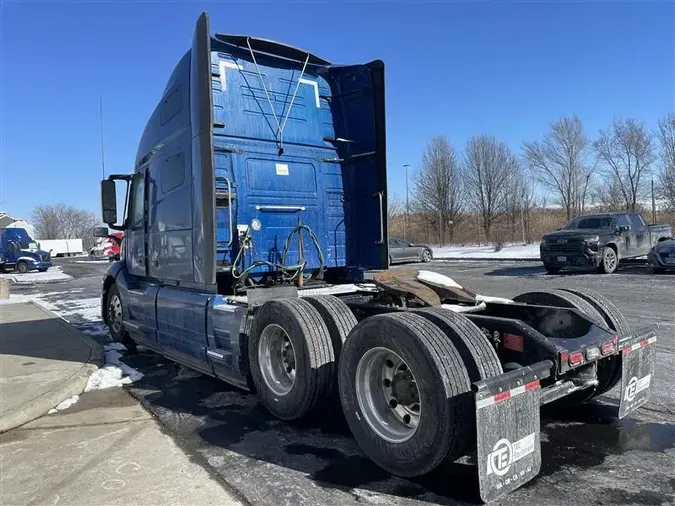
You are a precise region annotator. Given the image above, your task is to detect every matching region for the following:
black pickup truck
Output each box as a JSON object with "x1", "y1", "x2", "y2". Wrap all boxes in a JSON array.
[{"x1": 540, "y1": 212, "x2": 672, "y2": 274}]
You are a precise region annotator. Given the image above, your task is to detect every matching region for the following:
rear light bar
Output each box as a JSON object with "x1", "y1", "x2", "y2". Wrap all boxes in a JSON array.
[{"x1": 568, "y1": 351, "x2": 584, "y2": 366}]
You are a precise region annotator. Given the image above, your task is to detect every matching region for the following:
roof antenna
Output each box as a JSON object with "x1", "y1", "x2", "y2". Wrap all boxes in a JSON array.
[{"x1": 99, "y1": 96, "x2": 106, "y2": 180}]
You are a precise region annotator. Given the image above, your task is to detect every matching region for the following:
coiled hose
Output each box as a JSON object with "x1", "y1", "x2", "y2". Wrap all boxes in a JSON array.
[{"x1": 231, "y1": 224, "x2": 325, "y2": 283}]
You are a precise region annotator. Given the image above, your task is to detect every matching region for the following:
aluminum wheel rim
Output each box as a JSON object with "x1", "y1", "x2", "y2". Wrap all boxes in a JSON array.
[
  {"x1": 258, "y1": 324, "x2": 296, "y2": 396},
  {"x1": 108, "y1": 294, "x2": 123, "y2": 334},
  {"x1": 605, "y1": 250, "x2": 617, "y2": 271},
  {"x1": 423, "y1": 250, "x2": 431, "y2": 262},
  {"x1": 355, "y1": 347, "x2": 421, "y2": 443}
]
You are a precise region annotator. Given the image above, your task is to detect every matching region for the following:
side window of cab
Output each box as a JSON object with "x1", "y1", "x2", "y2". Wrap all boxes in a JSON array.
[{"x1": 128, "y1": 173, "x2": 146, "y2": 230}]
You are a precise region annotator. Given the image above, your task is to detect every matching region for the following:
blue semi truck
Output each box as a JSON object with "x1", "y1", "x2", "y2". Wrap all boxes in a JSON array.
[
  {"x1": 96, "y1": 12, "x2": 659, "y2": 502},
  {"x1": 0, "y1": 227, "x2": 52, "y2": 273}
]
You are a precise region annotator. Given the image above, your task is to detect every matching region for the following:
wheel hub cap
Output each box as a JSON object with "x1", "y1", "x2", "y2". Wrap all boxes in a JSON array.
[
  {"x1": 258, "y1": 324, "x2": 296, "y2": 396},
  {"x1": 355, "y1": 347, "x2": 421, "y2": 443},
  {"x1": 109, "y1": 295, "x2": 122, "y2": 333}
]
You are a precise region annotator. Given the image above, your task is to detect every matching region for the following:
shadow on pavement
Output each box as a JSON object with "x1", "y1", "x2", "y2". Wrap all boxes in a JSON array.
[
  {"x1": 486, "y1": 263, "x2": 659, "y2": 277},
  {"x1": 124, "y1": 350, "x2": 481, "y2": 505},
  {"x1": 0, "y1": 310, "x2": 95, "y2": 365},
  {"x1": 123, "y1": 348, "x2": 675, "y2": 506}
]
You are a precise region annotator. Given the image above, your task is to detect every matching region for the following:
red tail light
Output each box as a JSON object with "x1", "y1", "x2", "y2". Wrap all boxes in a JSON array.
[
  {"x1": 601, "y1": 342, "x2": 615, "y2": 355},
  {"x1": 569, "y1": 351, "x2": 584, "y2": 366}
]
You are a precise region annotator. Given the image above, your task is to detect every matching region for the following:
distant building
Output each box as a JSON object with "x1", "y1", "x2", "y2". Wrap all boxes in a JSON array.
[{"x1": 0, "y1": 212, "x2": 36, "y2": 238}]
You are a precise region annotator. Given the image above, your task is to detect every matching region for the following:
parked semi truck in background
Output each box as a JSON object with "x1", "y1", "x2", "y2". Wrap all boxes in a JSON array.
[
  {"x1": 90, "y1": 231, "x2": 123, "y2": 261},
  {"x1": 0, "y1": 227, "x2": 53, "y2": 273},
  {"x1": 97, "y1": 12, "x2": 659, "y2": 502}
]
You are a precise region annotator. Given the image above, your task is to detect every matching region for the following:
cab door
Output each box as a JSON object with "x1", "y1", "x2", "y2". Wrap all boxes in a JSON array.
[
  {"x1": 616, "y1": 214, "x2": 634, "y2": 257},
  {"x1": 629, "y1": 214, "x2": 650, "y2": 255},
  {"x1": 120, "y1": 169, "x2": 159, "y2": 346}
]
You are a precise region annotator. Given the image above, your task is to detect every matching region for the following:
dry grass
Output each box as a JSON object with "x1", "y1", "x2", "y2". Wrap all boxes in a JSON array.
[{"x1": 389, "y1": 208, "x2": 675, "y2": 246}]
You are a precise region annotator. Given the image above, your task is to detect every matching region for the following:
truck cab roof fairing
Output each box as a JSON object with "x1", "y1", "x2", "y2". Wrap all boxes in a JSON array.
[{"x1": 214, "y1": 34, "x2": 331, "y2": 67}]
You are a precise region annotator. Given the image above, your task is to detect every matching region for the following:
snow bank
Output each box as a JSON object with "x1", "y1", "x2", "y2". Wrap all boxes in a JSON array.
[
  {"x1": 75, "y1": 259, "x2": 111, "y2": 264},
  {"x1": 432, "y1": 243, "x2": 540, "y2": 260},
  {"x1": 417, "y1": 270, "x2": 463, "y2": 289},
  {"x1": 48, "y1": 395, "x2": 80, "y2": 414},
  {"x1": 85, "y1": 343, "x2": 144, "y2": 392},
  {"x1": 0, "y1": 266, "x2": 72, "y2": 284}
]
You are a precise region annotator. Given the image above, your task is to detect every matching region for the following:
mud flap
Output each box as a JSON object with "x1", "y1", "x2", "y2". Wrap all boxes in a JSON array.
[
  {"x1": 473, "y1": 360, "x2": 552, "y2": 503},
  {"x1": 618, "y1": 325, "x2": 658, "y2": 419}
]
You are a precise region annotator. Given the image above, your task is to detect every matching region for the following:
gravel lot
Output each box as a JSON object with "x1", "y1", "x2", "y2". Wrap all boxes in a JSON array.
[{"x1": 9, "y1": 257, "x2": 675, "y2": 506}]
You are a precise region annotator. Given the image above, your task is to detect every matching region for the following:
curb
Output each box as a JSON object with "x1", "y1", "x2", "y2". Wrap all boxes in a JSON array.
[{"x1": 0, "y1": 302, "x2": 105, "y2": 434}]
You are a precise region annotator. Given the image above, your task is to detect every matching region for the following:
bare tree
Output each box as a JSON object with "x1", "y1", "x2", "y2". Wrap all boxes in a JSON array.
[
  {"x1": 31, "y1": 205, "x2": 62, "y2": 240},
  {"x1": 522, "y1": 116, "x2": 594, "y2": 222},
  {"x1": 504, "y1": 165, "x2": 539, "y2": 244},
  {"x1": 593, "y1": 118, "x2": 656, "y2": 211},
  {"x1": 463, "y1": 135, "x2": 518, "y2": 243},
  {"x1": 411, "y1": 136, "x2": 464, "y2": 245},
  {"x1": 387, "y1": 193, "x2": 405, "y2": 239},
  {"x1": 589, "y1": 174, "x2": 625, "y2": 211},
  {"x1": 387, "y1": 193, "x2": 405, "y2": 220},
  {"x1": 32, "y1": 204, "x2": 99, "y2": 249},
  {"x1": 656, "y1": 112, "x2": 675, "y2": 209}
]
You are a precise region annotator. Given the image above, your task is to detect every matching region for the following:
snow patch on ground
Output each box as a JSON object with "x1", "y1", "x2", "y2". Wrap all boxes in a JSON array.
[
  {"x1": 0, "y1": 266, "x2": 72, "y2": 284},
  {"x1": 432, "y1": 243, "x2": 540, "y2": 260},
  {"x1": 85, "y1": 343, "x2": 144, "y2": 392},
  {"x1": 1, "y1": 290, "x2": 143, "y2": 391},
  {"x1": 48, "y1": 395, "x2": 80, "y2": 414},
  {"x1": 416, "y1": 270, "x2": 463, "y2": 289},
  {"x1": 0, "y1": 289, "x2": 86, "y2": 307},
  {"x1": 75, "y1": 259, "x2": 111, "y2": 264}
]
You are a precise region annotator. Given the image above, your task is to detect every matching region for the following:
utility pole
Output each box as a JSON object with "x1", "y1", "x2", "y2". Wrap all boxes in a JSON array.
[
  {"x1": 403, "y1": 164, "x2": 410, "y2": 240},
  {"x1": 651, "y1": 178, "x2": 656, "y2": 225},
  {"x1": 438, "y1": 208, "x2": 443, "y2": 246}
]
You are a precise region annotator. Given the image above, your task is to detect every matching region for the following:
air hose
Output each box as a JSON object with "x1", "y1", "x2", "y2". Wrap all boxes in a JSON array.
[{"x1": 231, "y1": 224, "x2": 325, "y2": 283}]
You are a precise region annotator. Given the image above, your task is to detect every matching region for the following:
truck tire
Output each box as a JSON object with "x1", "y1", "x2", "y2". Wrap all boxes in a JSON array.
[
  {"x1": 248, "y1": 298, "x2": 335, "y2": 421},
  {"x1": 17, "y1": 261, "x2": 29, "y2": 274},
  {"x1": 512, "y1": 289, "x2": 605, "y2": 327},
  {"x1": 106, "y1": 285, "x2": 137, "y2": 352},
  {"x1": 303, "y1": 295, "x2": 357, "y2": 360},
  {"x1": 560, "y1": 288, "x2": 629, "y2": 398},
  {"x1": 513, "y1": 289, "x2": 612, "y2": 404},
  {"x1": 412, "y1": 307, "x2": 503, "y2": 456},
  {"x1": 598, "y1": 246, "x2": 618, "y2": 274},
  {"x1": 338, "y1": 312, "x2": 472, "y2": 477},
  {"x1": 412, "y1": 308, "x2": 503, "y2": 381},
  {"x1": 544, "y1": 265, "x2": 561, "y2": 274}
]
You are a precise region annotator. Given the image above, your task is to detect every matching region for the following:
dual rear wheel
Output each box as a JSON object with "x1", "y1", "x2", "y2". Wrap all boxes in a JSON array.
[{"x1": 249, "y1": 296, "x2": 502, "y2": 477}]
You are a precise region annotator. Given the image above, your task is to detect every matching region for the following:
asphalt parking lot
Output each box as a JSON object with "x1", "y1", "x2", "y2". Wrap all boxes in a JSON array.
[{"x1": 8, "y1": 257, "x2": 675, "y2": 506}]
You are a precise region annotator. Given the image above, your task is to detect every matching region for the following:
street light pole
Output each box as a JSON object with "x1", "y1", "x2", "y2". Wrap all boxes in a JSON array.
[{"x1": 403, "y1": 164, "x2": 410, "y2": 240}]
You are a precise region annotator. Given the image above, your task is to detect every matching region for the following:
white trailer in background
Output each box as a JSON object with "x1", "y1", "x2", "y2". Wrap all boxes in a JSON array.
[{"x1": 37, "y1": 239, "x2": 84, "y2": 257}]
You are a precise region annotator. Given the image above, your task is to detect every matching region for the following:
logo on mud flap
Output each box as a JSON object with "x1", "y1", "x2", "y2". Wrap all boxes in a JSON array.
[
  {"x1": 624, "y1": 375, "x2": 651, "y2": 402},
  {"x1": 486, "y1": 433, "x2": 536, "y2": 477}
]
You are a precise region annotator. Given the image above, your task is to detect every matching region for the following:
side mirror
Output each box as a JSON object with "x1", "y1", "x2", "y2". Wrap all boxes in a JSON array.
[
  {"x1": 93, "y1": 226, "x2": 109, "y2": 238},
  {"x1": 619, "y1": 225, "x2": 631, "y2": 233},
  {"x1": 101, "y1": 180, "x2": 118, "y2": 225}
]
